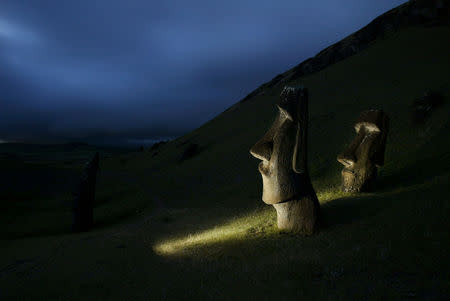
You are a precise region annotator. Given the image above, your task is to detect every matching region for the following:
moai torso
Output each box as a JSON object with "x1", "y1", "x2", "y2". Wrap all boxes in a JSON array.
[{"x1": 73, "y1": 152, "x2": 99, "y2": 232}]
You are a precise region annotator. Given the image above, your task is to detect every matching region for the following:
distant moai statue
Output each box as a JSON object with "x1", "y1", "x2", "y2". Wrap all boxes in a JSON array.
[
  {"x1": 73, "y1": 152, "x2": 99, "y2": 232},
  {"x1": 250, "y1": 86, "x2": 320, "y2": 234},
  {"x1": 337, "y1": 110, "x2": 389, "y2": 192}
]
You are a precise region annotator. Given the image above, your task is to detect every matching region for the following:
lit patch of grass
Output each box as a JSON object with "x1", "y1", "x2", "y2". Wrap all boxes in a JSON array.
[
  {"x1": 316, "y1": 187, "x2": 351, "y2": 204},
  {"x1": 153, "y1": 208, "x2": 277, "y2": 255},
  {"x1": 154, "y1": 187, "x2": 349, "y2": 255}
]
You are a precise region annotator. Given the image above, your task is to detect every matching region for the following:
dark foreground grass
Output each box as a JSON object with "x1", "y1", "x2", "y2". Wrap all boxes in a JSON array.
[{"x1": 1, "y1": 173, "x2": 448, "y2": 300}]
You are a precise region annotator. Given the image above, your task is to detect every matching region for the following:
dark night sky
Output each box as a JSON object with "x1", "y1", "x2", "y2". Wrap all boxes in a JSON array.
[{"x1": 0, "y1": 0, "x2": 407, "y2": 145}]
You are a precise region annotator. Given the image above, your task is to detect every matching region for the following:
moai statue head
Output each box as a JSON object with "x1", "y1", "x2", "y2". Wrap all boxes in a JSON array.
[
  {"x1": 250, "y1": 86, "x2": 310, "y2": 204},
  {"x1": 337, "y1": 110, "x2": 389, "y2": 192},
  {"x1": 250, "y1": 86, "x2": 320, "y2": 234}
]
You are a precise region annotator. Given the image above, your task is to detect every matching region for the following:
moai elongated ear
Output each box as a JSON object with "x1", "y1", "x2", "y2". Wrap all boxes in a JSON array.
[
  {"x1": 351, "y1": 109, "x2": 389, "y2": 167},
  {"x1": 292, "y1": 87, "x2": 309, "y2": 174},
  {"x1": 276, "y1": 86, "x2": 308, "y2": 173},
  {"x1": 373, "y1": 112, "x2": 389, "y2": 166}
]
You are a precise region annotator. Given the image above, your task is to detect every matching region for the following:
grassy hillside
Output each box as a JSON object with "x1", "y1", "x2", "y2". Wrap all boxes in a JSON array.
[
  {"x1": 1, "y1": 24, "x2": 449, "y2": 301},
  {"x1": 104, "y1": 26, "x2": 450, "y2": 209}
]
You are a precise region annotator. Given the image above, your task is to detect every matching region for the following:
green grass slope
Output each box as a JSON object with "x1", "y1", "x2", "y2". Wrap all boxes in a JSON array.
[
  {"x1": 109, "y1": 26, "x2": 450, "y2": 209},
  {"x1": 1, "y1": 26, "x2": 449, "y2": 300}
]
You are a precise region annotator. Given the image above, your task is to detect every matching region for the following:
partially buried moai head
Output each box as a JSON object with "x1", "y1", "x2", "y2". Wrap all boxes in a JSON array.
[
  {"x1": 249, "y1": 86, "x2": 309, "y2": 204},
  {"x1": 337, "y1": 109, "x2": 389, "y2": 192}
]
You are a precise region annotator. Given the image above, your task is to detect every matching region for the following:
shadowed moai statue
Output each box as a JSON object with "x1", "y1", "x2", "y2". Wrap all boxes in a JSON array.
[
  {"x1": 250, "y1": 86, "x2": 320, "y2": 234},
  {"x1": 73, "y1": 152, "x2": 99, "y2": 232},
  {"x1": 337, "y1": 110, "x2": 389, "y2": 192}
]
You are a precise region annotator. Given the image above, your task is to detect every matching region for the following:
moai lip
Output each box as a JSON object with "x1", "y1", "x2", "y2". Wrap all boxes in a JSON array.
[
  {"x1": 250, "y1": 86, "x2": 320, "y2": 234},
  {"x1": 337, "y1": 110, "x2": 389, "y2": 192}
]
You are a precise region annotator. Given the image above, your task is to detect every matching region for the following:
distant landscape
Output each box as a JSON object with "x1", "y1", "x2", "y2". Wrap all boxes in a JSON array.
[{"x1": 1, "y1": 1, "x2": 449, "y2": 300}]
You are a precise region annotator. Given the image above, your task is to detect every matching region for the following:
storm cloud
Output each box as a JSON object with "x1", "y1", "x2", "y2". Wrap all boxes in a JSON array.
[{"x1": 0, "y1": 0, "x2": 407, "y2": 144}]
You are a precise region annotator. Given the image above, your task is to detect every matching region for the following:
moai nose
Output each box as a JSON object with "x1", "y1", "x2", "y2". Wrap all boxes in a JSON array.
[
  {"x1": 337, "y1": 153, "x2": 356, "y2": 167},
  {"x1": 337, "y1": 128, "x2": 366, "y2": 168},
  {"x1": 250, "y1": 140, "x2": 273, "y2": 162}
]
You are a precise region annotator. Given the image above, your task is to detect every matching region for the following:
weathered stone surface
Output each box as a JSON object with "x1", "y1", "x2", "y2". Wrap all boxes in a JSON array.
[
  {"x1": 273, "y1": 195, "x2": 319, "y2": 234},
  {"x1": 73, "y1": 152, "x2": 99, "y2": 232},
  {"x1": 250, "y1": 86, "x2": 320, "y2": 234},
  {"x1": 337, "y1": 110, "x2": 389, "y2": 192}
]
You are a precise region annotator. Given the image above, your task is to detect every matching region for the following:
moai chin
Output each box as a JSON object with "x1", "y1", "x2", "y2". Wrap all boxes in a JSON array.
[
  {"x1": 73, "y1": 152, "x2": 100, "y2": 232},
  {"x1": 250, "y1": 86, "x2": 320, "y2": 234},
  {"x1": 337, "y1": 110, "x2": 389, "y2": 192}
]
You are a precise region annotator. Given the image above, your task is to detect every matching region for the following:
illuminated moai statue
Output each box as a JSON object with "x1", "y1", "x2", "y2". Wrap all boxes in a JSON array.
[
  {"x1": 250, "y1": 86, "x2": 320, "y2": 234},
  {"x1": 73, "y1": 152, "x2": 99, "y2": 232},
  {"x1": 337, "y1": 110, "x2": 389, "y2": 192}
]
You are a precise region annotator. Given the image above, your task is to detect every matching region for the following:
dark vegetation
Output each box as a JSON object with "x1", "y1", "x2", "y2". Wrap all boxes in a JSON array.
[
  {"x1": 1, "y1": 1, "x2": 449, "y2": 300},
  {"x1": 179, "y1": 143, "x2": 201, "y2": 162},
  {"x1": 411, "y1": 90, "x2": 445, "y2": 124},
  {"x1": 149, "y1": 139, "x2": 168, "y2": 157},
  {"x1": 149, "y1": 140, "x2": 168, "y2": 151}
]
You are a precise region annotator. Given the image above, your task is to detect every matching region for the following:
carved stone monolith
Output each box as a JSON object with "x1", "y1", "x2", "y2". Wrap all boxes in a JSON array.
[
  {"x1": 250, "y1": 86, "x2": 320, "y2": 234},
  {"x1": 337, "y1": 110, "x2": 389, "y2": 192},
  {"x1": 73, "y1": 152, "x2": 99, "y2": 232}
]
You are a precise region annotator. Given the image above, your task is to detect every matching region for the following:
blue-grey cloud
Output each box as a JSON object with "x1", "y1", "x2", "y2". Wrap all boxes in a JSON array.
[{"x1": 0, "y1": 0, "x2": 407, "y2": 143}]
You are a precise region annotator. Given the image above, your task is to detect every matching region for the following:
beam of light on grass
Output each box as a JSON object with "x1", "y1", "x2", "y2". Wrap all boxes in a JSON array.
[
  {"x1": 153, "y1": 208, "x2": 277, "y2": 255},
  {"x1": 153, "y1": 188, "x2": 347, "y2": 255},
  {"x1": 316, "y1": 188, "x2": 352, "y2": 204}
]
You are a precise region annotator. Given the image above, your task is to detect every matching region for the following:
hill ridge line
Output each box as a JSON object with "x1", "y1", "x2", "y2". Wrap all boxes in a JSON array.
[{"x1": 237, "y1": 0, "x2": 449, "y2": 104}]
